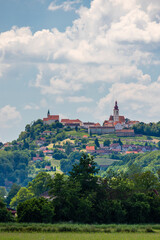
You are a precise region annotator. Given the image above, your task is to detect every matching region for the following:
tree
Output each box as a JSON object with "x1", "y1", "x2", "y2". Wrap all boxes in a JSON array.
[
  {"x1": 157, "y1": 141, "x2": 160, "y2": 149},
  {"x1": 69, "y1": 154, "x2": 99, "y2": 193},
  {"x1": 6, "y1": 184, "x2": 21, "y2": 206},
  {"x1": 52, "y1": 149, "x2": 67, "y2": 160},
  {"x1": 104, "y1": 139, "x2": 111, "y2": 147},
  {"x1": 0, "y1": 199, "x2": 14, "y2": 222},
  {"x1": 10, "y1": 187, "x2": 34, "y2": 208},
  {"x1": 17, "y1": 197, "x2": 54, "y2": 223},
  {"x1": 65, "y1": 142, "x2": 72, "y2": 155},
  {"x1": 124, "y1": 193, "x2": 150, "y2": 223},
  {"x1": 28, "y1": 172, "x2": 52, "y2": 197},
  {"x1": 0, "y1": 187, "x2": 7, "y2": 200},
  {"x1": 0, "y1": 142, "x2": 3, "y2": 149},
  {"x1": 95, "y1": 138, "x2": 100, "y2": 148},
  {"x1": 133, "y1": 171, "x2": 159, "y2": 193}
]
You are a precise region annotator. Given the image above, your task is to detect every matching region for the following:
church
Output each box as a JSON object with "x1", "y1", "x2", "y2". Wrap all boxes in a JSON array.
[{"x1": 103, "y1": 101, "x2": 125, "y2": 130}]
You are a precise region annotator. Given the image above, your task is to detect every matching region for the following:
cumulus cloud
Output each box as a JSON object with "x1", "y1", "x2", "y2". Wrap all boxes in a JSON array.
[
  {"x1": 0, "y1": 105, "x2": 21, "y2": 128},
  {"x1": 48, "y1": 0, "x2": 82, "y2": 12},
  {"x1": 1, "y1": 0, "x2": 160, "y2": 122},
  {"x1": 96, "y1": 76, "x2": 160, "y2": 122},
  {"x1": 24, "y1": 104, "x2": 40, "y2": 110}
]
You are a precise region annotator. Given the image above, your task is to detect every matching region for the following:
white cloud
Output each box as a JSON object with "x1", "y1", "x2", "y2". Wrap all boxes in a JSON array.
[
  {"x1": 68, "y1": 96, "x2": 93, "y2": 103},
  {"x1": 96, "y1": 76, "x2": 160, "y2": 122},
  {"x1": 0, "y1": 105, "x2": 21, "y2": 128},
  {"x1": 48, "y1": 0, "x2": 82, "y2": 12},
  {"x1": 24, "y1": 104, "x2": 40, "y2": 110},
  {"x1": 1, "y1": 0, "x2": 160, "y2": 123}
]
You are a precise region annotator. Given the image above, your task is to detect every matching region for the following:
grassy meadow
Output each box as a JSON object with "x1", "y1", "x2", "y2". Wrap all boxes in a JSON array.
[
  {"x1": 0, "y1": 232, "x2": 160, "y2": 240},
  {"x1": 0, "y1": 223, "x2": 160, "y2": 240}
]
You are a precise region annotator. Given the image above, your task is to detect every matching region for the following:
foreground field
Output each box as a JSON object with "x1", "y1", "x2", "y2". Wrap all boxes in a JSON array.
[{"x1": 0, "y1": 232, "x2": 160, "y2": 240}]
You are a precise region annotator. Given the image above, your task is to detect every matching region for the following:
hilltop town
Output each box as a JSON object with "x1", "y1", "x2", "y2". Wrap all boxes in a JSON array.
[{"x1": 44, "y1": 101, "x2": 139, "y2": 136}]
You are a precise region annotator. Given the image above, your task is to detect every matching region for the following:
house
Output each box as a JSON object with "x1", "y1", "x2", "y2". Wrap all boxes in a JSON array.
[
  {"x1": 61, "y1": 119, "x2": 82, "y2": 127},
  {"x1": 43, "y1": 150, "x2": 53, "y2": 156},
  {"x1": 45, "y1": 166, "x2": 51, "y2": 171},
  {"x1": 82, "y1": 122, "x2": 95, "y2": 129},
  {"x1": 114, "y1": 122, "x2": 124, "y2": 130},
  {"x1": 86, "y1": 146, "x2": 95, "y2": 153},
  {"x1": 7, "y1": 208, "x2": 16, "y2": 217},
  {"x1": 88, "y1": 126, "x2": 115, "y2": 135},
  {"x1": 110, "y1": 143, "x2": 121, "y2": 150},
  {"x1": 116, "y1": 129, "x2": 135, "y2": 137},
  {"x1": 83, "y1": 135, "x2": 88, "y2": 138},
  {"x1": 43, "y1": 110, "x2": 59, "y2": 125},
  {"x1": 125, "y1": 151, "x2": 139, "y2": 154},
  {"x1": 35, "y1": 139, "x2": 45, "y2": 146},
  {"x1": 42, "y1": 130, "x2": 52, "y2": 136},
  {"x1": 33, "y1": 157, "x2": 43, "y2": 162}
]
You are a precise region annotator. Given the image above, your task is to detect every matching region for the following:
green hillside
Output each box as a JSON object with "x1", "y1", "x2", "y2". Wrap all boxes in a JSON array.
[
  {"x1": 0, "y1": 118, "x2": 160, "y2": 190},
  {"x1": 107, "y1": 151, "x2": 160, "y2": 174}
]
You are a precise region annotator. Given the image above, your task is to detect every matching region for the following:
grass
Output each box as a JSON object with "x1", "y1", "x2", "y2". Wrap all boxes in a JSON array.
[
  {"x1": 0, "y1": 232, "x2": 160, "y2": 240},
  {"x1": 0, "y1": 223, "x2": 160, "y2": 233},
  {"x1": 94, "y1": 157, "x2": 120, "y2": 166},
  {"x1": 65, "y1": 130, "x2": 89, "y2": 137}
]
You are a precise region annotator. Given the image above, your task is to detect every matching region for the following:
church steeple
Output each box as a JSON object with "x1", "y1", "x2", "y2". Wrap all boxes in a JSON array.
[
  {"x1": 47, "y1": 109, "x2": 50, "y2": 117},
  {"x1": 113, "y1": 101, "x2": 119, "y2": 122}
]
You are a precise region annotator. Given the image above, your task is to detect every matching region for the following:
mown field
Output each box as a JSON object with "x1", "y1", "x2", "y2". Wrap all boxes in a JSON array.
[{"x1": 0, "y1": 232, "x2": 160, "y2": 240}]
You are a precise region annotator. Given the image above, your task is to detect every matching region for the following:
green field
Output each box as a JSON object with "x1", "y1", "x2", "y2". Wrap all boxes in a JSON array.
[
  {"x1": 94, "y1": 157, "x2": 120, "y2": 166},
  {"x1": 0, "y1": 232, "x2": 160, "y2": 240}
]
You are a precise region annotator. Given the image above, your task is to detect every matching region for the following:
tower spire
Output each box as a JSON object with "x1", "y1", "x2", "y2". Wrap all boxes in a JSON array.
[
  {"x1": 47, "y1": 109, "x2": 50, "y2": 117},
  {"x1": 113, "y1": 101, "x2": 119, "y2": 122}
]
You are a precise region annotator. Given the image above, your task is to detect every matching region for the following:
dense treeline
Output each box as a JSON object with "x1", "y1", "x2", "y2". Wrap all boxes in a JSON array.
[
  {"x1": 133, "y1": 122, "x2": 160, "y2": 137},
  {"x1": 0, "y1": 199, "x2": 14, "y2": 222},
  {"x1": 0, "y1": 150, "x2": 31, "y2": 186},
  {"x1": 13, "y1": 154, "x2": 160, "y2": 224}
]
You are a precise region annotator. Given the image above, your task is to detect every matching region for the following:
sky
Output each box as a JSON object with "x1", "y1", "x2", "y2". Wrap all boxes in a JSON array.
[{"x1": 1, "y1": 0, "x2": 160, "y2": 143}]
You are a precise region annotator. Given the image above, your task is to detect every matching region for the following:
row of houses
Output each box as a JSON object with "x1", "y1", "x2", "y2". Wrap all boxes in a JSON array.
[{"x1": 86, "y1": 143, "x2": 158, "y2": 154}]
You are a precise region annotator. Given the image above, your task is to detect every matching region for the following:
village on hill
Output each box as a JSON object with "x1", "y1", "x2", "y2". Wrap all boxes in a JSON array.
[
  {"x1": 44, "y1": 101, "x2": 139, "y2": 137},
  {"x1": 1, "y1": 100, "x2": 160, "y2": 189}
]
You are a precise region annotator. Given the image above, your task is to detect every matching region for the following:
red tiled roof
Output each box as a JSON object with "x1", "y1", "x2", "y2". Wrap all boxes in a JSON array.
[
  {"x1": 116, "y1": 129, "x2": 134, "y2": 133},
  {"x1": 125, "y1": 151, "x2": 138, "y2": 154},
  {"x1": 61, "y1": 119, "x2": 82, "y2": 124},
  {"x1": 114, "y1": 121, "x2": 122, "y2": 125},
  {"x1": 94, "y1": 123, "x2": 101, "y2": 126},
  {"x1": 119, "y1": 116, "x2": 125, "y2": 122},
  {"x1": 43, "y1": 115, "x2": 59, "y2": 121},
  {"x1": 45, "y1": 166, "x2": 51, "y2": 170},
  {"x1": 86, "y1": 146, "x2": 95, "y2": 151}
]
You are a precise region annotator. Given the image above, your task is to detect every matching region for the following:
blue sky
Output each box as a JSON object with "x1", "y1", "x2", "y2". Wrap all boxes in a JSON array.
[{"x1": 1, "y1": 0, "x2": 160, "y2": 142}]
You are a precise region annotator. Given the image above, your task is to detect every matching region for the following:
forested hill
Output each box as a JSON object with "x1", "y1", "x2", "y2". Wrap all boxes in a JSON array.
[{"x1": 0, "y1": 119, "x2": 160, "y2": 190}]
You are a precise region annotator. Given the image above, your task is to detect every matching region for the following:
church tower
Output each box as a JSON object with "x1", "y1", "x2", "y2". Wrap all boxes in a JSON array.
[
  {"x1": 113, "y1": 101, "x2": 119, "y2": 122},
  {"x1": 47, "y1": 109, "x2": 50, "y2": 117}
]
